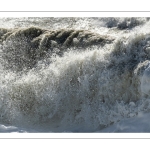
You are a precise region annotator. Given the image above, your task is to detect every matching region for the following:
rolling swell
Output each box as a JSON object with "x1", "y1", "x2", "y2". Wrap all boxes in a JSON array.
[{"x1": 0, "y1": 20, "x2": 150, "y2": 132}]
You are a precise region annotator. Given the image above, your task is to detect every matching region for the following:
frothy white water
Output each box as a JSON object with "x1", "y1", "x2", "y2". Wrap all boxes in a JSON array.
[
  {"x1": 0, "y1": 48, "x2": 144, "y2": 132},
  {"x1": 0, "y1": 17, "x2": 150, "y2": 132},
  {"x1": 141, "y1": 62, "x2": 150, "y2": 96}
]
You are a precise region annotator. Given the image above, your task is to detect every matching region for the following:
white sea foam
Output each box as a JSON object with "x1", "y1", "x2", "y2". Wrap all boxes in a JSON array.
[{"x1": 0, "y1": 17, "x2": 150, "y2": 132}]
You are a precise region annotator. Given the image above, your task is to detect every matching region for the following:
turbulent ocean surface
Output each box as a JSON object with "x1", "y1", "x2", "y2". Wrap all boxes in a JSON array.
[{"x1": 1, "y1": 17, "x2": 150, "y2": 132}]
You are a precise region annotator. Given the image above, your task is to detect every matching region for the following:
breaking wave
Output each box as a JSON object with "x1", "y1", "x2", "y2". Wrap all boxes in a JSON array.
[{"x1": 0, "y1": 17, "x2": 150, "y2": 132}]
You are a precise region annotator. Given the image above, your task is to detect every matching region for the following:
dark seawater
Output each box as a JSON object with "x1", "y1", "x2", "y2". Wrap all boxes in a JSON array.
[{"x1": 0, "y1": 17, "x2": 150, "y2": 132}]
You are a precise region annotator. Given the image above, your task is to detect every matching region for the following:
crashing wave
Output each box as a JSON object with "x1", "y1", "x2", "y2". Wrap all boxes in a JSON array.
[{"x1": 0, "y1": 18, "x2": 150, "y2": 132}]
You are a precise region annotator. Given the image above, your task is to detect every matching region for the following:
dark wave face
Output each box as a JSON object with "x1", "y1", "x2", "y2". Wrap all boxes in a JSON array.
[
  {"x1": 0, "y1": 17, "x2": 150, "y2": 132},
  {"x1": 0, "y1": 27, "x2": 113, "y2": 71}
]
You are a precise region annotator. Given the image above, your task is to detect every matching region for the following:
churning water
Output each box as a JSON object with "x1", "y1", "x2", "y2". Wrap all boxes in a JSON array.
[{"x1": 0, "y1": 17, "x2": 150, "y2": 132}]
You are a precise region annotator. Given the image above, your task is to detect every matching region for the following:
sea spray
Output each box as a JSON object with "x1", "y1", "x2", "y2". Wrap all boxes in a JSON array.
[{"x1": 0, "y1": 17, "x2": 150, "y2": 132}]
